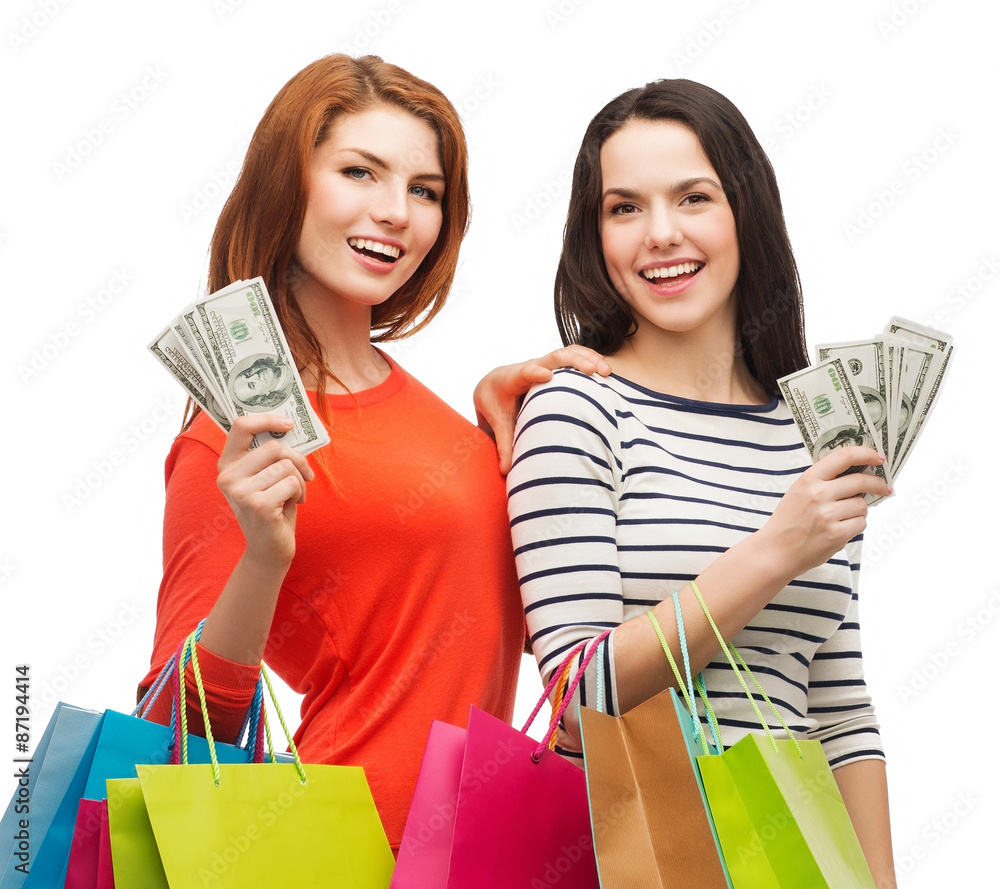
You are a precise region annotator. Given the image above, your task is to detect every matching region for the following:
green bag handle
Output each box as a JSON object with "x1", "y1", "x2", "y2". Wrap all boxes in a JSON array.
[
  {"x1": 689, "y1": 580, "x2": 803, "y2": 758},
  {"x1": 177, "y1": 630, "x2": 308, "y2": 786},
  {"x1": 646, "y1": 594, "x2": 723, "y2": 756}
]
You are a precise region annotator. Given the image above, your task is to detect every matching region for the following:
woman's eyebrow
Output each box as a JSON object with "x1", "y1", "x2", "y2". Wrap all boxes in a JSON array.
[
  {"x1": 602, "y1": 185, "x2": 640, "y2": 201},
  {"x1": 602, "y1": 176, "x2": 723, "y2": 202},
  {"x1": 340, "y1": 147, "x2": 389, "y2": 170},
  {"x1": 673, "y1": 175, "x2": 723, "y2": 192},
  {"x1": 339, "y1": 147, "x2": 446, "y2": 182}
]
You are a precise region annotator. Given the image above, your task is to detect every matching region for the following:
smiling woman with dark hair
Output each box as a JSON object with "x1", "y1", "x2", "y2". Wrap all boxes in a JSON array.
[{"x1": 509, "y1": 78, "x2": 897, "y2": 887}]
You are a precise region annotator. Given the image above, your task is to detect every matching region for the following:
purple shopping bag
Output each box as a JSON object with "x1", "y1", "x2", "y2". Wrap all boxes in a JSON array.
[{"x1": 391, "y1": 632, "x2": 610, "y2": 889}]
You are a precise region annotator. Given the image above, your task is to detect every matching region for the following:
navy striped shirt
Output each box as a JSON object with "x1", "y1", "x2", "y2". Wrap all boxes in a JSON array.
[{"x1": 507, "y1": 369, "x2": 882, "y2": 766}]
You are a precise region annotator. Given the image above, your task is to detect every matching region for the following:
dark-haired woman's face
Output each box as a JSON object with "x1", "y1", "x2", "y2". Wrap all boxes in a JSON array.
[
  {"x1": 598, "y1": 120, "x2": 740, "y2": 347},
  {"x1": 295, "y1": 104, "x2": 445, "y2": 313}
]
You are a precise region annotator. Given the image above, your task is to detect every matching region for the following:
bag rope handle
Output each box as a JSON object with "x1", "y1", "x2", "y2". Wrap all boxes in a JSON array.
[
  {"x1": 534, "y1": 629, "x2": 612, "y2": 762},
  {"x1": 646, "y1": 598, "x2": 725, "y2": 756},
  {"x1": 174, "y1": 628, "x2": 308, "y2": 785},
  {"x1": 546, "y1": 661, "x2": 574, "y2": 750},
  {"x1": 672, "y1": 592, "x2": 724, "y2": 753},
  {"x1": 647, "y1": 608, "x2": 706, "y2": 756},
  {"x1": 690, "y1": 580, "x2": 802, "y2": 757},
  {"x1": 132, "y1": 651, "x2": 177, "y2": 718},
  {"x1": 520, "y1": 640, "x2": 588, "y2": 733},
  {"x1": 163, "y1": 620, "x2": 268, "y2": 761},
  {"x1": 522, "y1": 629, "x2": 613, "y2": 763},
  {"x1": 595, "y1": 638, "x2": 606, "y2": 714}
]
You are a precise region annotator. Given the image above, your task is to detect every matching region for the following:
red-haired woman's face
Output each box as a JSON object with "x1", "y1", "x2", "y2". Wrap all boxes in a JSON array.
[{"x1": 294, "y1": 104, "x2": 445, "y2": 315}]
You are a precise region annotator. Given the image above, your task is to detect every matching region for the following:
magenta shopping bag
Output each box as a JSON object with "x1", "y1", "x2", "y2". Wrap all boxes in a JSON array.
[
  {"x1": 96, "y1": 802, "x2": 114, "y2": 889},
  {"x1": 391, "y1": 632, "x2": 610, "y2": 889},
  {"x1": 65, "y1": 799, "x2": 104, "y2": 889},
  {"x1": 63, "y1": 798, "x2": 115, "y2": 889}
]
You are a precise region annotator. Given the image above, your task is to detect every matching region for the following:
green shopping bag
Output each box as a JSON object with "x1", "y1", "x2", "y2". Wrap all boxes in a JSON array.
[
  {"x1": 690, "y1": 582, "x2": 877, "y2": 889},
  {"x1": 133, "y1": 632, "x2": 395, "y2": 887},
  {"x1": 105, "y1": 777, "x2": 169, "y2": 888}
]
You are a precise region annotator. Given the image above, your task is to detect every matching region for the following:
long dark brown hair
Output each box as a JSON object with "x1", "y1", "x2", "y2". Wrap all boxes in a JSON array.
[
  {"x1": 554, "y1": 79, "x2": 808, "y2": 393},
  {"x1": 183, "y1": 53, "x2": 470, "y2": 431}
]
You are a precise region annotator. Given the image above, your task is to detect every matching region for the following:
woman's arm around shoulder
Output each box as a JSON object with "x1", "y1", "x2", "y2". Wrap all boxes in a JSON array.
[{"x1": 474, "y1": 345, "x2": 611, "y2": 475}]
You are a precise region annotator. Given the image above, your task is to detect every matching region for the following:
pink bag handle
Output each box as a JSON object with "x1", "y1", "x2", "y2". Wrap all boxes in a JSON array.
[{"x1": 521, "y1": 629, "x2": 612, "y2": 763}]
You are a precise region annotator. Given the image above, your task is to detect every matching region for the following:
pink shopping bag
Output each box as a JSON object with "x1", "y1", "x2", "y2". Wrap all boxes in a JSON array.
[
  {"x1": 391, "y1": 632, "x2": 610, "y2": 889},
  {"x1": 96, "y1": 801, "x2": 114, "y2": 889},
  {"x1": 65, "y1": 799, "x2": 105, "y2": 889}
]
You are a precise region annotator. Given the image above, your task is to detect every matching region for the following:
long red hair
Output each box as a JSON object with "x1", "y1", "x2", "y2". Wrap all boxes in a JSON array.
[{"x1": 183, "y1": 53, "x2": 470, "y2": 431}]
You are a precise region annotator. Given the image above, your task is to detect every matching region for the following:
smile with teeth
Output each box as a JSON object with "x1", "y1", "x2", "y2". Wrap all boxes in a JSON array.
[
  {"x1": 348, "y1": 237, "x2": 402, "y2": 263},
  {"x1": 640, "y1": 261, "x2": 703, "y2": 281}
]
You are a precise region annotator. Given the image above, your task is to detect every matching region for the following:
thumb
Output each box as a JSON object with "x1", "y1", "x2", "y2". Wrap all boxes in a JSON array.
[{"x1": 494, "y1": 420, "x2": 515, "y2": 477}]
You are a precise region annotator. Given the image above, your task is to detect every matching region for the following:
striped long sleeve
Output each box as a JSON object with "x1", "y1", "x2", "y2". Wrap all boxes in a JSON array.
[{"x1": 507, "y1": 369, "x2": 882, "y2": 766}]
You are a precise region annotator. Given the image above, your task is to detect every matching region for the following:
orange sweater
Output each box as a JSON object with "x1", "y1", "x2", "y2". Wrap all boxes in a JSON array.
[{"x1": 140, "y1": 355, "x2": 524, "y2": 849}]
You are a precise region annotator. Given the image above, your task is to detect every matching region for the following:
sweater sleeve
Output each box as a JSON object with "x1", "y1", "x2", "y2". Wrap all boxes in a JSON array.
[
  {"x1": 137, "y1": 420, "x2": 260, "y2": 743},
  {"x1": 507, "y1": 371, "x2": 625, "y2": 755},
  {"x1": 805, "y1": 534, "x2": 884, "y2": 767}
]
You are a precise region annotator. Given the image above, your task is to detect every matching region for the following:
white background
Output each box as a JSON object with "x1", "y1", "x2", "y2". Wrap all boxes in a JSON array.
[{"x1": 2, "y1": 0, "x2": 997, "y2": 884}]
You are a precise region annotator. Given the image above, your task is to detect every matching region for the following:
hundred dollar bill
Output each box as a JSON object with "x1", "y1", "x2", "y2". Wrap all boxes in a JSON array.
[
  {"x1": 188, "y1": 277, "x2": 329, "y2": 455},
  {"x1": 778, "y1": 358, "x2": 891, "y2": 505},
  {"x1": 148, "y1": 324, "x2": 233, "y2": 432},
  {"x1": 816, "y1": 338, "x2": 893, "y2": 474},
  {"x1": 882, "y1": 335, "x2": 906, "y2": 462},
  {"x1": 885, "y1": 316, "x2": 953, "y2": 476},
  {"x1": 178, "y1": 279, "x2": 249, "y2": 405}
]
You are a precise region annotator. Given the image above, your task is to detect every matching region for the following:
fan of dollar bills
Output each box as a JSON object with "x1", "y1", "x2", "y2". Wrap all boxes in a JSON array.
[
  {"x1": 778, "y1": 317, "x2": 953, "y2": 506},
  {"x1": 148, "y1": 277, "x2": 330, "y2": 455}
]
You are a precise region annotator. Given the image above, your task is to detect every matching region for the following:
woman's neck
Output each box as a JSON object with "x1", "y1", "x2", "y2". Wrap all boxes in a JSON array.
[
  {"x1": 610, "y1": 324, "x2": 768, "y2": 405},
  {"x1": 293, "y1": 278, "x2": 391, "y2": 394}
]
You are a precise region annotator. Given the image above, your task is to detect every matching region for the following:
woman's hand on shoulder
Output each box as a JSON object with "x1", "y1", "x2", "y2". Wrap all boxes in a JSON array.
[
  {"x1": 473, "y1": 345, "x2": 612, "y2": 475},
  {"x1": 216, "y1": 414, "x2": 315, "y2": 568},
  {"x1": 757, "y1": 446, "x2": 891, "y2": 580}
]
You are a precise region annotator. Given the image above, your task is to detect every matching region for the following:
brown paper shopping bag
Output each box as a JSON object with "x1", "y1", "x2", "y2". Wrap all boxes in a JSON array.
[{"x1": 579, "y1": 600, "x2": 731, "y2": 889}]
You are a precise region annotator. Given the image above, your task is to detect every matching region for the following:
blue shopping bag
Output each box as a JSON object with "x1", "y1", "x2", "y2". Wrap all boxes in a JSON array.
[{"x1": 0, "y1": 702, "x2": 104, "y2": 889}]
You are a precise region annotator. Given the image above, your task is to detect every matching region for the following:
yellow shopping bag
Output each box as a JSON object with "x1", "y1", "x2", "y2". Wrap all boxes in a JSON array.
[{"x1": 132, "y1": 632, "x2": 395, "y2": 887}]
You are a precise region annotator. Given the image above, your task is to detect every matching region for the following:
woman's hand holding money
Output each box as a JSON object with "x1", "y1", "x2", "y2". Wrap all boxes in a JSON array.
[{"x1": 216, "y1": 413, "x2": 316, "y2": 568}]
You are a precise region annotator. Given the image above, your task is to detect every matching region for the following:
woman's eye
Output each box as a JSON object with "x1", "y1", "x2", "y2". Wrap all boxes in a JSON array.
[
  {"x1": 410, "y1": 184, "x2": 440, "y2": 201},
  {"x1": 610, "y1": 202, "x2": 639, "y2": 215},
  {"x1": 343, "y1": 167, "x2": 372, "y2": 180},
  {"x1": 682, "y1": 193, "x2": 709, "y2": 205}
]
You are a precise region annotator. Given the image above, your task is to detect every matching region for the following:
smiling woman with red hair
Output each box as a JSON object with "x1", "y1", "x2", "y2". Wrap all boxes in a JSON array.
[{"x1": 138, "y1": 53, "x2": 607, "y2": 852}]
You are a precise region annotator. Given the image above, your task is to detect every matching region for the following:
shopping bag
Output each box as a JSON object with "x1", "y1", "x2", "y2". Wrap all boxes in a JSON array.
[
  {"x1": 64, "y1": 798, "x2": 114, "y2": 888},
  {"x1": 688, "y1": 581, "x2": 877, "y2": 889},
  {"x1": 698, "y1": 733, "x2": 877, "y2": 888},
  {"x1": 578, "y1": 604, "x2": 731, "y2": 889},
  {"x1": 134, "y1": 632, "x2": 394, "y2": 887},
  {"x1": 389, "y1": 720, "x2": 467, "y2": 886},
  {"x1": 391, "y1": 631, "x2": 611, "y2": 889},
  {"x1": 50, "y1": 638, "x2": 279, "y2": 888},
  {"x1": 95, "y1": 802, "x2": 114, "y2": 889},
  {"x1": 105, "y1": 640, "x2": 293, "y2": 888},
  {"x1": 105, "y1": 778, "x2": 169, "y2": 889},
  {"x1": 65, "y1": 799, "x2": 105, "y2": 889},
  {"x1": 0, "y1": 702, "x2": 104, "y2": 889}
]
